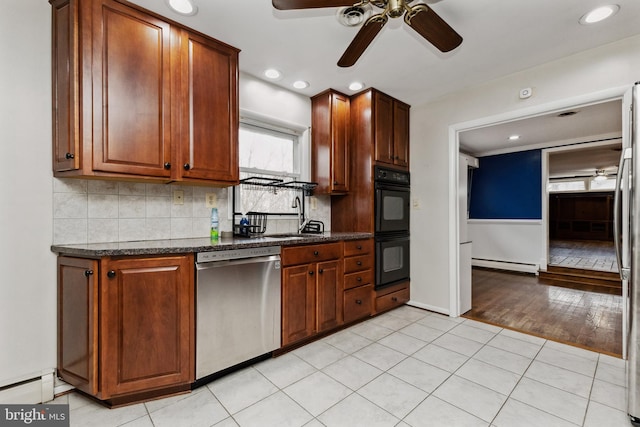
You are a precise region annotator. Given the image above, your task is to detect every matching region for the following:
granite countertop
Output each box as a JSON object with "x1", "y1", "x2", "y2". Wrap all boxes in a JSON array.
[{"x1": 51, "y1": 232, "x2": 372, "y2": 257}]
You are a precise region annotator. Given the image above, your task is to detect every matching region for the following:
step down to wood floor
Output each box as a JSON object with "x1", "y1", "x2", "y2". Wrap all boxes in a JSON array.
[{"x1": 538, "y1": 266, "x2": 622, "y2": 295}]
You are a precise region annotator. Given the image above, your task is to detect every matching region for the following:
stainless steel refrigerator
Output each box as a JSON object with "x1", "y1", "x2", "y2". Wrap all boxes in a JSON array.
[{"x1": 615, "y1": 81, "x2": 640, "y2": 425}]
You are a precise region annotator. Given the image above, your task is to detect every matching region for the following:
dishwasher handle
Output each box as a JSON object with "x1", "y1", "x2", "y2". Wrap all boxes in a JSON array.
[{"x1": 195, "y1": 254, "x2": 281, "y2": 271}]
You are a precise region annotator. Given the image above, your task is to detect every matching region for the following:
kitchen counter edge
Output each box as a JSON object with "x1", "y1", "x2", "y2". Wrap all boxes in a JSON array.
[{"x1": 51, "y1": 232, "x2": 373, "y2": 257}]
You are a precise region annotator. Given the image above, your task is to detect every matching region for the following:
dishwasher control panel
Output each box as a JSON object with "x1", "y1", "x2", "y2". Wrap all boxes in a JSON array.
[{"x1": 196, "y1": 246, "x2": 281, "y2": 263}]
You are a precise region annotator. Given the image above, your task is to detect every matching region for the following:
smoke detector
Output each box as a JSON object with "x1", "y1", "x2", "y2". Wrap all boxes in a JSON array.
[{"x1": 337, "y1": 5, "x2": 372, "y2": 27}]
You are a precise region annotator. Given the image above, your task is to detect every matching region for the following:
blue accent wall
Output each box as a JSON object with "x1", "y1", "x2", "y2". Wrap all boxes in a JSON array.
[{"x1": 469, "y1": 150, "x2": 542, "y2": 220}]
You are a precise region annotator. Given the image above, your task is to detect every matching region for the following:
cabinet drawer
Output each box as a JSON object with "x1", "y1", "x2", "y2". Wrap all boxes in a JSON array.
[
  {"x1": 375, "y1": 285, "x2": 409, "y2": 313},
  {"x1": 343, "y1": 239, "x2": 373, "y2": 257},
  {"x1": 344, "y1": 254, "x2": 373, "y2": 274},
  {"x1": 344, "y1": 269, "x2": 373, "y2": 290},
  {"x1": 282, "y1": 242, "x2": 342, "y2": 266},
  {"x1": 344, "y1": 285, "x2": 373, "y2": 324}
]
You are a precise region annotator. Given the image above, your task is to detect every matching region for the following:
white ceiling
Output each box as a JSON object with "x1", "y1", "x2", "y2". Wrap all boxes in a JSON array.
[{"x1": 128, "y1": 0, "x2": 637, "y2": 167}]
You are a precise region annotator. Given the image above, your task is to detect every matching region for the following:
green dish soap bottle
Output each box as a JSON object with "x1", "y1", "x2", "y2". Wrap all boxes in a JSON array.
[{"x1": 210, "y1": 208, "x2": 219, "y2": 242}]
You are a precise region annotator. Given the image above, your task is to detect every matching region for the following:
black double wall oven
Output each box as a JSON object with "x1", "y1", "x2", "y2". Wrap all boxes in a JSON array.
[{"x1": 374, "y1": 166, "x2": 410, "y2": 290}]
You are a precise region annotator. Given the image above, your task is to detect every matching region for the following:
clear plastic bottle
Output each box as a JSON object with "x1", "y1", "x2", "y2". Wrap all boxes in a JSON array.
[{"x1": 210, "y1": 208, "x2": 219, "y2": 242}]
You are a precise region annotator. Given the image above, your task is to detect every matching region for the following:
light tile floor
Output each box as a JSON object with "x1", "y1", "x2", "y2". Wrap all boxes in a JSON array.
[{"x1": 51, "y1": 306, "x2": 629, "y2": 427}]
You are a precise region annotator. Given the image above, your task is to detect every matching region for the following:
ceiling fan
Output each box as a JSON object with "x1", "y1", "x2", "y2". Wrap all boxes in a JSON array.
[{"x1": 272, "y1": 0, "x2": 463, "y2": 67}]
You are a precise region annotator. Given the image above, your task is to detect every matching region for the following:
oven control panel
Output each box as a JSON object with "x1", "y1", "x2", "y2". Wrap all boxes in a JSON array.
[{"x1": 375, "y1": 166, "x2": 410, "y2": 185}]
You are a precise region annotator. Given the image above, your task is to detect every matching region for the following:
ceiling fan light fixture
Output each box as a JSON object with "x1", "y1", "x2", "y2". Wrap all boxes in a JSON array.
[
  {"x1": 337, "y1": 5, "x2": 372, "y2": 27},
  {"x1": 166, "y1": 0, "x2": 198, "y2": 16},
  {"x1": 579, "y1": 4, "x2": 619, "y2": 25}
]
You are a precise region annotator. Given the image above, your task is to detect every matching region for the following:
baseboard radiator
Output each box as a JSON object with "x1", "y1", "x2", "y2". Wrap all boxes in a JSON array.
[
  {"x1": 472, "y1": 258, "x2": 539, "y2": 274},
  {"x1": 0, "y1": 371, "x2": 55, "y2": 404}
]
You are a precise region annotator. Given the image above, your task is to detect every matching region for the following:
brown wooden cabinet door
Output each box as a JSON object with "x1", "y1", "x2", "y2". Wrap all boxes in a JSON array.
[
  {"x1": 57, "y1": 257, "x2": 99, "y2": 396},
  {"x1": 316, "y1": 260, "x2": 344, "y2": 332},
  {"x1": 312, "y1": 90, "x2": 350, "y2": 194},
  {"x1": 91, "y1": 0, "x2": 172, "y2": 177},
  {"x1": 51, "y1": 0, "x2": 80, "y2": 172},
  {"x1": 374, "y1": 92, "x2": 395, "y2": 166},
  {"x1": 330, "y1": 92, "x2": 350, "y2": 193},
  {"x1": 393, "y1": 101, "x2": 410, "y2": 169},
  {"x1": 100, "y1": 255, "x2": 193, "y2": 397},
  {"x1": 282, "y1": 264, "x2": 316, "y2": 346},
  {"x1": 175, "y1": 29, "x2": 239, "y2": 183}
]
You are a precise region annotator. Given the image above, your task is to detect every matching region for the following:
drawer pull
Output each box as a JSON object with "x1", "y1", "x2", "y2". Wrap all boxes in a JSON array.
[
  {"x1": 107, "y1": 270, "x2": 116, "y2": 278},
  {"x1": 84, "y1": 269, "x2": 93, "y2": 277},
  {"x1": 355, "y1": 299, "x2": 362, "y2": 305},
  {"x1": 65, "y1": 152, "x2": 75, "y2": 159},
  {"x1": 318, "y1": 268, "x2": 324, "y2": 274},
  {"x1": 391, "y1": 296, "x2": 398, "y2": 302},
  {"x1": 313, "y1": 251, "x2": 319, "y2": 256},
  {"x1": 309, "y1": 271, "x2": 314, "y2": 276},
  {"x1": 357, "y1": 245, "x2": 362, "y2": 250},
  {"x1": 356, "y1": 261, "x2": 362, "y2": 266},
  {"x1": 356, "y1": 277, "x2": 362, "y2": 282}
]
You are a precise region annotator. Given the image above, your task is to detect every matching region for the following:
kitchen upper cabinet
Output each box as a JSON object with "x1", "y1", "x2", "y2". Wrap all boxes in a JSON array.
[
  {"x1": 174, "y1": 29, "x2": 239, "y2": 183},
  {"x1": 57, "y1": 254, "x2": 194, "y2": 406},
  {"x1": 373, "y1": 91, "x2": 410, "y2": 170},
  {"x1": 50, "y1": 0, "x2": 239, "y2": 185},
  {"x1": 312, "y1": 89, "x2": 350, "y2": 194},
  {"x1": 91, "y1": 0, "x2": 172, "y2": 178}
]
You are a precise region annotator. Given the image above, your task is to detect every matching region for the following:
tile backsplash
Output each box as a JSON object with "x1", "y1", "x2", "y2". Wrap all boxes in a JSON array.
[{"x1": 53, "y1": 178, "x2": 331, "y2": 245}]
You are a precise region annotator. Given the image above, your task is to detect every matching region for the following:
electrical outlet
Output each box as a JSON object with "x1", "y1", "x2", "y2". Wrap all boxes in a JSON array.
[
  {"x1": 310, "y1": 196, "x2": 317, "y2": 210},
  {"x1": 205, "y1": 193, "x2": 217, "y2": 208},
  {"x1": 412, "y1": 198, "x2": 420, "y2": 209},
  {"x1": 173, "y1": 190, "x2": 184, "y2": 205}
]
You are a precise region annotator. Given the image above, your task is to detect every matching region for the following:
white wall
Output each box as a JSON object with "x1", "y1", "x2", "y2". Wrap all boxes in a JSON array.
[
  {"x1": 410, "y1": 34, "x2": 640, "y2": 315},
  {"x1": 0, "y1": 1, "x2": 56, "y2": 388}
]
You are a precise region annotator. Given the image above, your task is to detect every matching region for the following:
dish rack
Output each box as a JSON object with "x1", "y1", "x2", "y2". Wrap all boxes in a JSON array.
[{"x1": 233, "y1": 212, "x2": 268, "y2": 238}]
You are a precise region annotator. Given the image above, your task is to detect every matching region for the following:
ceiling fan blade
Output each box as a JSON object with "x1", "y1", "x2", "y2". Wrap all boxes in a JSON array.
[
  {"x1": 272, "y1": 0, "x2": 356, "y2": 10},
  {"x1": 337, "y1": 14, "x2": 387, "y2": 67},
  {"x1": 404, "y1": 4, "x2": 462, "y2": 52}
]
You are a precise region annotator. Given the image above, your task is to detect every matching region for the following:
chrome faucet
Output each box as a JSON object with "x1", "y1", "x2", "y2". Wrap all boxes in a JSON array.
[{"x1": 292, "y1": 196, "x2": 308, "y2": 233}]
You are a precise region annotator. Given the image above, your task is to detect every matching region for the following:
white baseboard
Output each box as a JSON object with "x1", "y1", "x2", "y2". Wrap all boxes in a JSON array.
[
  {"x1": 406, "y1": 300, "x2": 450, "y2": 316},
  {"x1": 0, "y1": 371, "x2": 55, "y2": 404},
  {"x1": 472, "y1": 258, "x2": 539, "y2": 274}
]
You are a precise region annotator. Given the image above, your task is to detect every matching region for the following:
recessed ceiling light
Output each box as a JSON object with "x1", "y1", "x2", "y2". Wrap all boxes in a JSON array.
[
  {"x1": 165, "y1": 0, "x2": 198, "y2": 16},
  {"x1": 349, "y1": 82, "x2": 365, "y2": 91},
  {"x1": 293, "y1": 80, "x2": 309, "y2": 89},
  {"x1": 508, "y1": 135, "x2": 520, "y2": 141},
  {"x1": 264, "y1": 69, "x2": 282, "y2": 80},
  {"x1": 579, "y1": 4, "x2": 619, "y2": 25}
]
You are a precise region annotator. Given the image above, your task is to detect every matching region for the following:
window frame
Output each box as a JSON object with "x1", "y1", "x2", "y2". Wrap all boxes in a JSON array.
[{"x1": 230, "y1": 112, "x2": 310, "y2": 220}]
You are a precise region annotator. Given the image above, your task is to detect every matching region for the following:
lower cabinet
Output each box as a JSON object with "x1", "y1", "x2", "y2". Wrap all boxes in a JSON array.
[
  {"x1": 281, "y1": 242, "x2": 343, "y2": 347},
  {"x1": 375, "y1": 281, "x2": 410, "y2": 314},
  {"x1": 343, "y1": 239, "x2": 374, "y2": 324},
  {"x1": 57, "y1": 254, "x2": 194, "y2": 406}
]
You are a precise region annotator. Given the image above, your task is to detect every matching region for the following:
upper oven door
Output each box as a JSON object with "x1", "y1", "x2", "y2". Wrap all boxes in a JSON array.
[{"x1": 375, "y1": 183, "x2": 410, "y2": 234}]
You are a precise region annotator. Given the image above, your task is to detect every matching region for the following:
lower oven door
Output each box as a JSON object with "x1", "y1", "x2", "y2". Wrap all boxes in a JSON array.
[{"x1": 376, "y1": 234, "x2": 410, "y2": 290}]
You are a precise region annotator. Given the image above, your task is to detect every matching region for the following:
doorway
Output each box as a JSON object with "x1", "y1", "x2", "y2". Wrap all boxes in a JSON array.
[{"x1": 451, "y1": 91, "x2": 625, "y2": 355}]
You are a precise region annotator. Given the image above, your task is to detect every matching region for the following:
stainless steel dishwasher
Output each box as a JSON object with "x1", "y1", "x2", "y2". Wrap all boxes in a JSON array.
[{"x1": 195, "y1": 246, "x2": 281, "y2": 382}]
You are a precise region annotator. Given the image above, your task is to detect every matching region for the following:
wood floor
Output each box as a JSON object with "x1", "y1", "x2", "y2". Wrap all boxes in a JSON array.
[{"x1": 463, "y1": 267, "x2": 623, "y2": 357}]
